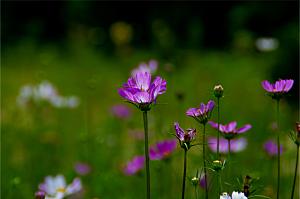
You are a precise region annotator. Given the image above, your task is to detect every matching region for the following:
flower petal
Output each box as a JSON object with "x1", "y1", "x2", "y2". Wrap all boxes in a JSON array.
[
  {"x1": 133, "y1": 91, "x2": 152, "y2": 103},
  {"x1": 186, "y1": 108, "x2": 199, "y2": 117},
  {"x1": 118, "y1": 88, "x2": 135, "y2": 102},
  {"x1": 226, "y1": 121, "x2": 237, "y2": 132},
  {"x1": 135, "y1": 72, "x2": 151, "y2": 91},
  {"x1": 236, "y1": 124, "x2": 252, "y2": 134},
  {"x1": 284, "y1": 79, "x2": 294, "y2": 92},
  {"x1": 261, "y1": 80, "x2": 273, "y2": 92},
  {"x1": 208, "y1": 121, "x2": 218, "y2": 129},
  {"x1": 174, "y1": 122, "x2": 185, "y2": 141},
  {"x1": 207, "y1": 100, "x2": 215, "y2": 112}
]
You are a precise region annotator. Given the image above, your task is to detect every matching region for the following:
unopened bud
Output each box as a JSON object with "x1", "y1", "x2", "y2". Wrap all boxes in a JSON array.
[
  {"x1": 35, "y1": 191, "x2": 45, "y2": 199},
  {"x1": 191, "y1": 177, "x2": 199, "y2": 186},
  {"x1": 212, "y1": 160, "x2": 223, "y2": 171},
  {"x1": 214, "y1": 84, "x2": 224, "y2": 98}
]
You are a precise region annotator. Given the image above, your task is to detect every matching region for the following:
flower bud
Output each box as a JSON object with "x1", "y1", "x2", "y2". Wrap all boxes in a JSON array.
[
  {"x1": 214, "y1": 84, "x2": 224, "y2": 98},
  {"x1": 296, "y1": 122, "x2": 300, "y2": 145},
  {"x1": 35, "y1": 191, "x2": 45, "y2": 199},
  {"x1": 191, "y1": 177, "x2": 199, "y2": 186},
  {"x1": 212, "y1": 160, "x2": 223, "y2": 171}
]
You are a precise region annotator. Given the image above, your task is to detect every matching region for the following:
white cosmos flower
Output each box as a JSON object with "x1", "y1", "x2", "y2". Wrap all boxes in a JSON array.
[
  {"x1": 39, "y1": 175, "x2": 82, "y2": 199},
  {"x1": 220, "y1": 191, "x2": 248, "y2": 199}
]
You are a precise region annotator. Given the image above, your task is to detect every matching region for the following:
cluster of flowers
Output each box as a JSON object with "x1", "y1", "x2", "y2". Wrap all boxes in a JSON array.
[{"x1": 17, "y1": 81, "x2": 80, "y2": 109}]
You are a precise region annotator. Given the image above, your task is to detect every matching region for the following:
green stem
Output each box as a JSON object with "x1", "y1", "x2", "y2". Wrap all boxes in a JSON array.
[
  {"x1": 218, "y1": 170, "x2": 222, "y2": 196},
  {"x1": 276, "y1": 99, "x2": 280, "y2": 199},
  {"x1": 182, "y1": 149, "x2": 187, "y2": 199},
  {"x1": 217, "y1": 98, "x2": 220, "y2": 159},
  {"x1": 203, "y1": 124, "x2": 208, "y2": 199},
  {"x1": 228, "y1": 139, "x2": 231, "y2": 160},
  {"x1": 143, "y1": 111, "x2": 150, "y2": 199},
  {"x1": 291, "y1": 145, "x2": 299, "y2": 199},
  {"x1": 194, "y1": 185, "x2": 199, "y2": 199}
]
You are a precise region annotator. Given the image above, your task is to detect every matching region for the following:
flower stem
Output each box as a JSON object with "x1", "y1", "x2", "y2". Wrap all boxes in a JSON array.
[
  {"x1": 276, "y1": 99, "x2": 280, "y2": 199},
  {"x1": 218, "y1": 170, "x2": 222, "y2": 196},
  {"x1": 194, "y1": 184, "x2": 199, "y2": 199},
  {"x1": 291, "y1": 145, "x2": 299, "y2": 199},
  {"x1": 182, "y1": 149, "x2": 187, "y2": 199},
  {"x1": 143, "y1": 111, "x2": 150, "y2": 199},
  {"x1": 217, "y1": 97, "x2": 220, "y2": 159},
  {"x1": 203, "y1": 124, "x2": 208, "y2": 199}
]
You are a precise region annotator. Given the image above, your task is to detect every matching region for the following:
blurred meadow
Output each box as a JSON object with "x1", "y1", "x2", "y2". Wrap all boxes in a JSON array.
[{"x1": 1, "y1": 1, "x2": 299, "y2": 199}]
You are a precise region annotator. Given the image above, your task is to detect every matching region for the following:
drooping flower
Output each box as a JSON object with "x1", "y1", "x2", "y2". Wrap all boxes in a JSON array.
[
  {"x1": 261, "y1": 79, "x2": 294, "y2": 100},
  {"x1": 208, "y1": 121, "x2": 251, "y2": 140},
  {"x1": 149, "y1": 139, "x2": 177, "y2": 160},
  {"x1": 38, "y1": 175, "x2": 81, "y2": 199},
  {"x1": 208, "y1": 137, "x2": 247, "y2": 153},
  {"x1": 123, "y1": 156, "x2": 145, "y2": 175},
  {"x1": 131, "y1": 60, "x2": 158, "y2": 76},
  {"x1": 174, "y1": 122, "x2": 196, "y2": 150},
  {"x1": 220, "y1": 191, "x2": 248, "y2": 199},
  {"x1": 186, "y1": 100, "x2": 215, "y2": 124},
  {"x1": 118, "y1": 71, "x2": 166, "y2": 111},
  {"x1": 74, "y1": 162, "x2": 91, "y2": 176},
  {"x1": 263, "y1": 139, "x2": 283, "y2": 156},
  {"x1": 110, "y1": 104, "x2": 132, "y2": 119}
]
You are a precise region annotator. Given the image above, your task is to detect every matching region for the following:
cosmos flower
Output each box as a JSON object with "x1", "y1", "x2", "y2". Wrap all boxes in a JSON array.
[
  {"x1": 16, "y1": 81, "x2": 80, "y2": 109},
  {"x1": 38, "y1": 175, "x2": 81, "y2": 199},
  {"x1": 118, "y1": 71, "x2": 166, "y2": 111},
  {"x1": 123, "y1": 156, "x2": 145, "y2": 175},
  {"x1": 74, "y1": 162, "x2": 91, "y2": 176},
  {"x1": 261, "y1": 79, "x2": 294, "y2": 100},
  {"x1": 149, "y1": 139, "x2": 177, "y2": 160},
  {"x1": 220, "y1": 191, "x2": 248, "y2": 199},
  {"x1": 263, "y1": 139, "x2": 283, "y2": 156},
  {"x1": 208, "y1": 137, "x2": 247, "y2": 153},
  {"x1": 131, "y1": 60, "x2": 158, "y2": 76},
  {"x1": 174, "y1": 122, "x2": 196, "y2": 150},
  {"x1": 110, "y1": 104, "x2": 132, "y2": 119},
  {"x1": 208, "y1": 121, "x2": 251, "y2": 140},
  {"x1": 186, "y1": 100, "x2": 215, "y2": 124}
]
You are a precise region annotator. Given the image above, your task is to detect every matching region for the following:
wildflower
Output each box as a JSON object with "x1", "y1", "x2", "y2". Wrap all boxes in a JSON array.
[
  {"x1": 123, "y1": 156, "x2": 145, "y2": 176},
  {"x1": 214, "y1": 84, "x2": 224, "y2": 98},
  {"x1": 38, "y1": 175, "x2": 81, "y2": 199},
  {"x1": 16, "y1": 81, "x2": 80, "y2": 109},
  {"x1": 118, "y1": 71, "x2": 166, "y2": 111},
  {"x1": 261, "y1": 79, "x2": 294, "y2": 100},
  {"x1": 263, "y1": 139, "x2": 283, "y2": 156},
  {"x1": 174, "y1": 122, "x2": 196, "y2": 150},
  {"x1": 149, "y1": 139, "x2": 177, "y2": 160},
  {"x1": 186, "y1": 100, "x2": 215, "y2": 124},
  {"x1": 74, "y1": 162, "x2": 91, "y2": 176},
  {"x1": 220, "y1": 191, "x2": 248, "y2": 199},
  {"x1": 110, "y1": 104, "x2": 132, "y2": 119},
  {"x1": 131, "y1": 60, "x2": 158, "y2": 76},
  {"x1": 208, "y1": 121, "x2": 251, "y2": 140},
  {"x1": 208, "y1": 137, "x2": 247, "y2": 153}
]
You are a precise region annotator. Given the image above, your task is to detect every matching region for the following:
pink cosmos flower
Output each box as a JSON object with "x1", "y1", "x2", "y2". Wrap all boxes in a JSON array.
[
  {"x1": 149, "y1": 139, "x2": 177, "y2": 160},
  {"x1": 261, "y1": 79, "x2": 294, "y2": 99},
  {"x1": 123, "y1": 156, "x2": 145, "y2": 175},
  {"x1": 208, "y1": 137, "x2": 247, "y2": 153},
  {"x1": 186, "y1": 100, "x2": 215, "y2": 124},
  {"x1": 208, "y1": 121, "x2": 251, "y2": 140},
  {"x1": 118, "y1": 71, "x2": 166, "y2": 111}
]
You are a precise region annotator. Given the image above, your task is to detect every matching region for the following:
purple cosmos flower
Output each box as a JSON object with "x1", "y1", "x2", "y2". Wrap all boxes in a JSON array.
[
  {"x1": 208, "y1": 137, "x2": 247, "y2": 153},
  {"x1": 186, "y1": 100, "x2": 215, "y2": 124},
  {"x1": 74, "y1": 162, "x2": 91, "y2": 176},
  {"x1": 174, "y1": 122, "x2": 196, "y2": 150},
  {"x1": 149, "y1": 139, "x2": 177, "y2": 160},
  {"x1": 208, "y1": 121, "x2": 251, "y2": 140},
  {"x1": 261, "y1": 79, "x2": 294, "y2": 99},
  {"x1": 110, "y1": 104, "x2": 132, "y2": 119},
  {"x1": 118, "y1": 71, "x2": 166, "y2": 111},
  {"x1": 263, "y1": 140, "x2": 283, "y2": 156},
  {"x1": 131, "y1": 60, "x2": 158, "y2": 76},
  {"x1": 38, "y1": 175, "x2": 82, "y2": 199},
  {"x1": 123, "y1": 156, "x2": 145, "y2": 175}
]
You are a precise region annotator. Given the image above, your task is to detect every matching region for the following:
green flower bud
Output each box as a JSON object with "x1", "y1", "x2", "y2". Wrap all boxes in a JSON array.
[{"x1": 214, "y1": 84, "x2": 224, "y2": 98}]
